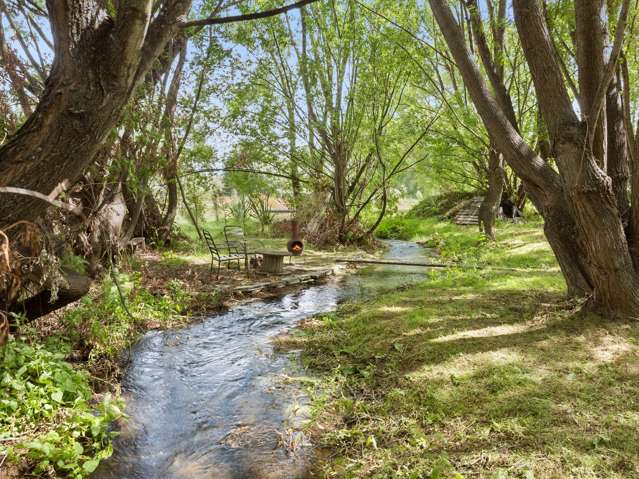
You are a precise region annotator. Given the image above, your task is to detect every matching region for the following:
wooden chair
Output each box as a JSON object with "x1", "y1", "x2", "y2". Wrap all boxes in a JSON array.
[{"x1": 202, "y1": 230, "x2": 243, "y2": 279}]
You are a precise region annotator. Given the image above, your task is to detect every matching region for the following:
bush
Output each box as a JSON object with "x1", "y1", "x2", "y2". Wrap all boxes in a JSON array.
[{"x1": 375, "y1": 217, "x2": 420, "y2": 240}]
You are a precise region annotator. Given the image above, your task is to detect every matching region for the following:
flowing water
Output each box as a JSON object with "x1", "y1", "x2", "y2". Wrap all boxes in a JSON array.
[{"x1": 93, "y1": 241, "x2": 429, "y2": 479}]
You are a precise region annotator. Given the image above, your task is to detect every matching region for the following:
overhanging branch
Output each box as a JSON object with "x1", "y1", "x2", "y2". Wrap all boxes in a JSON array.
[
  {"x1": 184, "y1": 167, "x2": 309, "y2": 183},
  {"x1": 180, "y1": 0, "x2": 318, "y2": 28}
]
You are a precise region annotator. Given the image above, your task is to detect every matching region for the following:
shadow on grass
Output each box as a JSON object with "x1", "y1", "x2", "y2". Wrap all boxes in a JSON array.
[{"x1": 302, "y1": 277, "x2": 639, "y2": 478}]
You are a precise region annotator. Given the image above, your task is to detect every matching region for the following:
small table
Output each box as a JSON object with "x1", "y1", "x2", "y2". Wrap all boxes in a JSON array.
[{"x1": 256, "y1": 250, "x2": 292, "y2": 274}]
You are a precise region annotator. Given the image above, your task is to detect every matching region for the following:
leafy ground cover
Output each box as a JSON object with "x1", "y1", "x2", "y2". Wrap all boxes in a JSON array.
[
  {"x1": 0, "y1": 269, "x2": 194, "y2": 478},
  {"x1": 0, "y1": 341, "x2": 123, "y2": 478},
  {"x1": 296, "y1": 218, "x2": 639, "y2": 478}
]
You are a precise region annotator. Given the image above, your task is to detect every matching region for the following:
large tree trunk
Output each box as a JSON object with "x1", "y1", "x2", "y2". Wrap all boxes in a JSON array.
[
  {"x1": 9, "y1": 268, "x2": 91, "y2": 324},
  {"x1": 0, "y1": 0, "x2": 190, "y2": 229},
  {"x1": 430, "y1": 0, "x2": 639, "y2": 314},
  {"x1": 513, "y1": 0, "x2": 639, "y2": 315}
]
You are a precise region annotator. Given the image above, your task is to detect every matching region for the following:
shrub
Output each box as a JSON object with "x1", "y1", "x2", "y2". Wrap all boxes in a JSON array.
[{"x1": 375, "y1": 217, "x2": 420, "y2": 240}]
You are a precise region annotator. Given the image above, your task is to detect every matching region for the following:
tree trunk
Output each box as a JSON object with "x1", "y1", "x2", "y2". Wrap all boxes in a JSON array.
[
  {"x1": 607, "y1": 73, "x2": 630, "y2": 216},
  {"x1": 0, "y1": 1, "x2": 190, "y2": 229},
  {"x1": 479, "y1": 145, "x2": 504, "y2": 240},
  {"x1": 161, "y1": 174, "x2": 179, "y2": 242},
  {"x1": 512, "y1": 0, "x2": 639, "y2": 315},
  {"x1": 430, "y1": 0, "x2": 639, "y2": 311},
  {"x1": 9, "y1": 268, "x2": 91, "y2": 324},
  {"x1": 575, "y1": 0, "x2": 607, "y2": 168},
  {"x1": 333, "y1": 150, "x2": 349, "y2": 239}
]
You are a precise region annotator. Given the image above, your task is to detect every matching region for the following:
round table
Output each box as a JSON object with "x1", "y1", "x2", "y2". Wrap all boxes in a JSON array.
[{"x1": 255, "y1": 250, "x2": 293, "y2": 274}]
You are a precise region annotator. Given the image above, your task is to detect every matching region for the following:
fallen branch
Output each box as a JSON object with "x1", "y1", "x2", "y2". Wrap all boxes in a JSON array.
[
  {"x1": 336, "y1": 258, "x2": 556, "y2": 272},
  {"x1": 9, "y1": 268, "x2": 92, "y2": 323}
]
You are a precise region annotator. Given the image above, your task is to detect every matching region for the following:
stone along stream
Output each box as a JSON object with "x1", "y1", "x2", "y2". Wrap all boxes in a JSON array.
[{"x1": 93, "y1": 241, "x2": 429, "y2": 479}]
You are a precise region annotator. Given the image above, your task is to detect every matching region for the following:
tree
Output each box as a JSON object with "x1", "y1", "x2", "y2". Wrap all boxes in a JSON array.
[
  {"x1": 223, "y1": 0, "x2": 437, "y2": 243},
  {"x1": 429, "y1": 0, "x2": 639, "y2": 315},
  {"x1": 0, "y1": 0, "x2": 318, "y2": 319},
  {"x1": 0, "y1": 0, "x2": 317, "y2": 229}
]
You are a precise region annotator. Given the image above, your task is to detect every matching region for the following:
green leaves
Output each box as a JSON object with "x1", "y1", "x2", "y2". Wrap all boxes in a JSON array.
[
  {"x1": 1, "y1": 340, "x2": 124, "y2": 478},
  {"x1": 82, "y1": 458, "x2": 100, "y2": 474}
]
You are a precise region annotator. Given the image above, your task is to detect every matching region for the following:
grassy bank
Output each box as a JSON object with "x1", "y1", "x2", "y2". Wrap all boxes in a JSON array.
[{"x1": 299, "y1": 218, "x2": 639, "y2": 478}]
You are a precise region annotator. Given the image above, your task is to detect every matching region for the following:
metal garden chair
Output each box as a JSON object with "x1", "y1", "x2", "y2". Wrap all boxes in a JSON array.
[
  {"x1": 223, "y1": 225, "x2": 265, "y2": 273},
  {"x1": 202, "y1": 229, "x2": 243, "y2": 279}
]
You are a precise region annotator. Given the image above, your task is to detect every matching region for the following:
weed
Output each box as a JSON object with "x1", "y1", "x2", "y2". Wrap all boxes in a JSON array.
[{"x1": 0, "y1": 340, "x2": 125, "y2": 478}]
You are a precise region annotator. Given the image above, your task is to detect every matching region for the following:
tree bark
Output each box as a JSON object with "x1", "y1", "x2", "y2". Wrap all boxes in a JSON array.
[
  {"x1": 479, "y1": 145, "x2": 504, "y2": 240},
  {"x1": 9, "y1": 268, "x2": 91, "y2": 323},
  {"x1": 159, "y1": 37, "x2": 187, "y2": 243},
  {"x1": 513, "y1": 0, "x2": 639, "y2": 314},
  {"x1": 575, "y1": 0, "x2": 607, "y2": 168},
  {"x1": 0, "y1": 0, "x2": 190, "y2": 229},
  {"x1": 607, "y1": 73, "x2": 630, "y2": 216},
  {"x1": 429, "y1": 0, "x2": 594, "y2": 301}
]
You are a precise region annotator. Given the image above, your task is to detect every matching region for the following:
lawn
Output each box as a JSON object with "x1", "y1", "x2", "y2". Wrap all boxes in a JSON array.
[{"x1": 298, "y1": 218, "x2": 639, "y2": 478}]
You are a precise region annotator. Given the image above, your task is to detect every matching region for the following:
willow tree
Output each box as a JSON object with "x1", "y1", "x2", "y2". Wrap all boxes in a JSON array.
[
  {"x1": 0, "y1": 0, "x2": 317, "y2": 319},
  {"x1": 429, "y1": 0, "x2": 639, "y2": 315},
  {"x1": 224, "y1": 0, "x2": 436, "y2": 243}
]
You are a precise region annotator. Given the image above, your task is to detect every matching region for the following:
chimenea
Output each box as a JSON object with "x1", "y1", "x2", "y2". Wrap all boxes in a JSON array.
[{"x1": 286, "y1": 218, "x2": 304, "y2": 256}]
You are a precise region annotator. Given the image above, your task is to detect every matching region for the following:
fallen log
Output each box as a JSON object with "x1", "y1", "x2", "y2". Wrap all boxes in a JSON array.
[
  {"x1": 336, "y1": 258, "x2": 553, "y2": 272},
  {"x1": 9, "y1": 268, "x2": 92, "y2": 324}
]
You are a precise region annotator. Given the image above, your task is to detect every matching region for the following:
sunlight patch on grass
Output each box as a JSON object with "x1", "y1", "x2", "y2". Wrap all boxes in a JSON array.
[
  {"x1": 589, "y1": 333, "x2": 637, "y2": 363},
  {"x1": 430, "y1": 322, "x2": 545, "y2": 343},
  {"x1": 301, "y1": 219, "x2": 639, "y2": 478},
  {"x1": 406, "y1": 349, "x2": 525, "y2": 383}
]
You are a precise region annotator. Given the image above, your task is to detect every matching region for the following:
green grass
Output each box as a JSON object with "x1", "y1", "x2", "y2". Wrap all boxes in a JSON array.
[{"x1": 297, "y1": 218, "x2": 639, "y2": 478}]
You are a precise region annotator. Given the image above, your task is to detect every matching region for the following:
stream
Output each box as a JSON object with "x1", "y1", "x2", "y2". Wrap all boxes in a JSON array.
[{"x1": 93, "y1": 240, "x2": 429, "y2": 479}]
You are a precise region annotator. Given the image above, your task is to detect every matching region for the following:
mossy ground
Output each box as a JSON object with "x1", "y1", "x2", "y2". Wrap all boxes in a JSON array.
[{"x1": 297, "y1": 218, "x2": 639, "y2": 478}]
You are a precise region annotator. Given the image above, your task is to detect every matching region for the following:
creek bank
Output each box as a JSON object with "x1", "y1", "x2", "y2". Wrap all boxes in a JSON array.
[
  {"x1": 91, "y1": 240, "x2": 426, "y2": 478},
  {"x1": 0, "y1": 241, "x2": 369, "y2": 478},
  {"x1": 295, "y1": 219, "x2": 639, "y2": 478}
]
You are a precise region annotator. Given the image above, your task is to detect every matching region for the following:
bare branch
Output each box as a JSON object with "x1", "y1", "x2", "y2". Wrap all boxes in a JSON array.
[
  {"x1": 180, "y1": 0, "x2": 318, "y2": 28},
  {"x1": 183, "y1": 168, "x2": 308, "y2": 182},
  {"x1": 0, "y1": 186, "x2": 82, "y2": 215}
]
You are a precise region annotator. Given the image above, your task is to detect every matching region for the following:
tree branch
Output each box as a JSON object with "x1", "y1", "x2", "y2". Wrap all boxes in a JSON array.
[
  {"x1": 587, "y1": 0, "x2": 633, "y2": 145},
  {"x1": 180, "y1": 0, "x2": 318, "y2": 28},
  {"x1": 429, "y1": 0, "x2": 561, "y2": 196},
  {"x1": 0, "y1": 186, "x2": 82, "y2": 215},
  {"x1": 183, "y1": 168, "x2": 308, "y2": 182}
]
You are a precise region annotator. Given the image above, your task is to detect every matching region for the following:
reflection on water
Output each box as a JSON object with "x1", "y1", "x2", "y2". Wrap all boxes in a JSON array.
[{"x1": 93, "y1": 241, "x2": 429, "y2": 479}]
